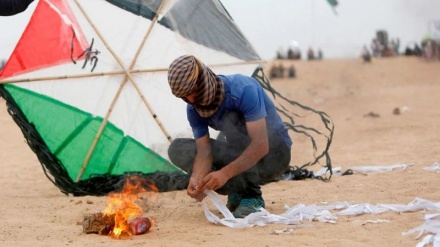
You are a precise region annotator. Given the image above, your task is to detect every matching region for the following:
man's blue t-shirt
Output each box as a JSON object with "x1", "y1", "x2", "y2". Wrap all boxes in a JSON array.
[{"x1": 186, "y1": 74, "x2": 292, "y2": 148}]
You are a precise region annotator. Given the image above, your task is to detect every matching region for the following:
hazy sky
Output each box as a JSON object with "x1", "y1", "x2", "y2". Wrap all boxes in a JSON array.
[
  {"x1": 221, "y1": 0, "x2": 440, "y2": 59},
  {"x1": 1, "y1": 0, "x2": 440, "y2": 60}
]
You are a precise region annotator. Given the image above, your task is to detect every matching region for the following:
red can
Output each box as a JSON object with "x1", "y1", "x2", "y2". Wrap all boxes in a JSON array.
[{"x1": 129, "y1": 217, "x2": 152, "y2": 235}]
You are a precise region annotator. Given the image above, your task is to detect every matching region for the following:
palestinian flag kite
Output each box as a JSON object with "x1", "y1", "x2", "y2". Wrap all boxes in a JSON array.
[{"x1": 0, "y1": 0, "x2": 334, "y2": 196}]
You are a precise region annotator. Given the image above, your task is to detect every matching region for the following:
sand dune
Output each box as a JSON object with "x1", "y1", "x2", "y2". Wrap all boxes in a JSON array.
[{"x1": 1, "y1": 56, "x2": 439, "y2": 246}]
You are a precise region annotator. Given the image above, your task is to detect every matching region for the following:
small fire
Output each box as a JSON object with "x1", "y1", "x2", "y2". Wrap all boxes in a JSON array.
[{"x1": 102, "y1": 175, "x2": 157, "y2": 238}]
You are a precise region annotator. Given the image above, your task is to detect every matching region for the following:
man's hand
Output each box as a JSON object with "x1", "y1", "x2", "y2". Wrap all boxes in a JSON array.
[
  {"x1": 187, "y1": 177, "x2": 206, "y2": 201},
  {"x1": 196, "y1": 118, "x2": 269, "y2": 193},
  {"x1": 198, "y1": 170, "x2": 230, "y2": 191}
]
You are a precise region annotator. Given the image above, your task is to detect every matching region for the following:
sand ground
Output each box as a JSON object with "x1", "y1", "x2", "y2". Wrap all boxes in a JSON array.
[{"x1": 0, "y1": 56, "x2": 439, "y2": 247}]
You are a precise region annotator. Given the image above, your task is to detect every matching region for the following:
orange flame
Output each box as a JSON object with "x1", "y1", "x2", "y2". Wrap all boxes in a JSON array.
[{"x1": 102, "y1": 175, "x2": 158, "y2": 238}]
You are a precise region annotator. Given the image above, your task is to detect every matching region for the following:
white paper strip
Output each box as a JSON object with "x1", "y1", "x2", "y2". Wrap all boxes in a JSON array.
[
  {"x1": 349, "y1": 163, "x2": 411, "y2": 173},
  {"x1": 423, "y1": 162, "x2": 440, "y2": 173},
  {"x1": 202, "y1": 190, "x2": 440, "y2": 247}
]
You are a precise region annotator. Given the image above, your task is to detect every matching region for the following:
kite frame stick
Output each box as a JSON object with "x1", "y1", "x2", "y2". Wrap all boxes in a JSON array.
[
  {"x1": 73, "y1": 0, "x2": 168, "y2": 182},
  {"x1": 0, "y1": 60, "x2": 264, "y2": 85}
]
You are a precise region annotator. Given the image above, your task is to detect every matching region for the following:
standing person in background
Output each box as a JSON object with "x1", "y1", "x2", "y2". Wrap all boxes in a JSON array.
[
  {"x1": 370, "y1": 38, "x2": 382, "y2": 57},
  {"x1": 361, "y1": 45, "x2": 372, "y2": 62},
  {"x1": 0, "y1": 0, "x2": 34, "y2": 16},
  {"x1": 394, "y1": 38, "x2": 400, "y2": 55},
  {"x1": 307, "y1": 47, "x2": 315, "y2": 60},
  {"x1": 288, "y1": 64, "x2": 296, "y2": 78},
  {"x1": 317, "y1": 49, "x2": 323, "y2": 60},
  {"x1": 166, "y1": 55, "x2": 292, "y2": 218}
]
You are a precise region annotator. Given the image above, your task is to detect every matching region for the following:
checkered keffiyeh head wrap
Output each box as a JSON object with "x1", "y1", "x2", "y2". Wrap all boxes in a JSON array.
[{"x1": 168, "y1": 55, "x2": 225, "y2": 117}]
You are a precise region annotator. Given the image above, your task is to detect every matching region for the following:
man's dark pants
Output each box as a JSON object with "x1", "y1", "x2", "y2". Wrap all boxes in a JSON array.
[{"x1": 168, "y1": 112, "x2": 291, "y2": 198}]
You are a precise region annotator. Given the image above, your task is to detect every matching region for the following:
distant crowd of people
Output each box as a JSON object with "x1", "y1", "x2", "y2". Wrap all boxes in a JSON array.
[
  {"x1": 276, "y1": 46, "x2": 324, "y2": 61},
  {"x1": 270, "y1": 45, "x2": 325, "y2": 79},
  {"x1": 361, "y1": 30, "x2": 440, "y2": 62},
  {"x1": 369, "y1": 37, "x2": 401, "y2": 58},
  {"x1": 306, "y1": 48, "x2": 323, "y2": 60},
  {"x1": 361, "y1": 31, "x2": 440, "y2": 62},
  {"x1": 269, "y1": 63, "x2": 296, "y2": 79},
  {"x1": 277, "y1": 47, "x2": 301, "y2": 60},
  {"x1": 416, "y1": 39, "x2": 440, "y2": 61}
]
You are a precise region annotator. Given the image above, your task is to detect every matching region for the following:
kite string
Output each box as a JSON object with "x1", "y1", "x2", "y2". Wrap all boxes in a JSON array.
[{"x1": 251, "y1": 66, "x2": 334, "y2": 179}]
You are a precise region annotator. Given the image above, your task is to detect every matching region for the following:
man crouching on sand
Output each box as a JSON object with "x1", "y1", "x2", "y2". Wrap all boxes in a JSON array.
[{"x1": 167, "y1": 55, "x2": 292, "y2": 218}]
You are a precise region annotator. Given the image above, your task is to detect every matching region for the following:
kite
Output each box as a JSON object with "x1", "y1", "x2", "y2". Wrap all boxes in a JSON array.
[
  {"x1": 0, "y1": 0, "x2": 334, "y2": 196},
  {"x1": 326, "y1": 0, "x2": 338, "y2": 15}
]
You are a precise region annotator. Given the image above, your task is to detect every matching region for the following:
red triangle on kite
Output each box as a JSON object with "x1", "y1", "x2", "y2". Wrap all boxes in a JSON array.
[{"x1": 0, "y1": 0, "x2": 88, "y2": 79}]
